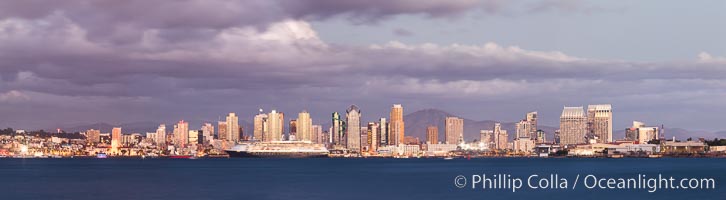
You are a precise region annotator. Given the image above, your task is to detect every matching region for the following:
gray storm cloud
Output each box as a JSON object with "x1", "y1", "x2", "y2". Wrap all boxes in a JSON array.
[{"x1": 0, "y1": 0, "x2": 724, "y2": 132}]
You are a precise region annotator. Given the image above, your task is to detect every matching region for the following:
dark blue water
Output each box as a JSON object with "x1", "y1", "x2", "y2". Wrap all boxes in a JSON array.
[{"x1": 1, "y1": 158, "x2": 724, "y2": 200}]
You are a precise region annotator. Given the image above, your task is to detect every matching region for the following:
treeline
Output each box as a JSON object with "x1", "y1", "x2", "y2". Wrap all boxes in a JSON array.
[
  {"x1": 705, "y1": 138, "x2": 726, "y2": 146},
  {"x1": 0, "y1": 128, "x2": 85, "y2": 139}
]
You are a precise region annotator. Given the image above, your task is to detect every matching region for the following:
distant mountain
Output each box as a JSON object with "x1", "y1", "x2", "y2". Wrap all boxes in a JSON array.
[
  {"x1": 61, "y1": 120, "x2": 255, "y2": 135},
  {"x1": 63, "y1": 121, "x2": 159, "y2": 134},
  {"x1": 403, "y1": 109, "x2": 558, "y2": 142}
]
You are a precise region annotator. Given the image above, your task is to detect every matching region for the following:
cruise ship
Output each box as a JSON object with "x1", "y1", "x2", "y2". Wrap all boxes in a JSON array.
[{"x1": 225, "y1": 141, "x2": 329, "y2": 158}]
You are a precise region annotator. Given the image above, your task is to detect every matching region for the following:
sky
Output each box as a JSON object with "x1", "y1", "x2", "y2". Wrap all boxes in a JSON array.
[{"x1": 0, "y1": 0, "x2": 725, "y2": 131}]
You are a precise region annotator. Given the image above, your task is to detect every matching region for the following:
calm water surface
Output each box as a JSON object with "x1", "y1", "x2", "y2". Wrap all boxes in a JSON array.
[{"x1": 1, "y1": 158, "x2": 724, "y2": 200}]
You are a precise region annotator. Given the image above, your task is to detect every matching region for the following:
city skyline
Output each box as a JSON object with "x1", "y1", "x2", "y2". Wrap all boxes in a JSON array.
[{"x1": 1, "y1": 1, "x2": 726, "y2": 132}]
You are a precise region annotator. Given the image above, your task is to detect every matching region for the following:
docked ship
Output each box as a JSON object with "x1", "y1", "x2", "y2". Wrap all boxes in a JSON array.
[{"x1": 225, "y1": 141, "x2": 329, "y2": 158}]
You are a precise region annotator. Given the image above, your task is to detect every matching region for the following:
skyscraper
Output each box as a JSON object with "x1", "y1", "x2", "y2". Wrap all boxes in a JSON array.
[
  {"x1": 155, "y1": 124, "x2": 166, "y2": 145},
  {"x1": 367, "y1": 122, "x2": 379, "y2": 152},
  {"x1": 86, "y1": 129, "x2": 100, "y2": 144},
  {"x1": 560, "y1": 106, "x2": 586, "y2": 145},
  {"x1": 493, "y1": 123, "x2": 508, "y2": 149},
  {"x1": 426, "y1": 125, "x2": 438, "y2": 144},
  {"x1": 480, "y1": 130, "x2": 493, "y2": 147},
  {"x1": 346, "y1": 105, "x2": 361, "y2": 152},
  {"x1": 515, "y1": 111, "x2": 537, "y2": 139},
  {"x1": 445, "y1": 117, "x2": 463, "y2": 144},
  {"x1": 253, "y1": 112, "x2": 268, "y2": 141},
  {"x1": 267, "y1": 110, "x2": 283, "y2": 141},
  {"x1": 111, "y1": 127, "x2": 121, "y2": 153},
  {"x1": 289, "y1": 119, "x2": 297, "y2": 140},
  {"x1": 189, "y1": 130, "x2": 199, "y2": 145},
  {"x1": 297, "y1": 111, "x2": 312, "y2": 141},
  {"x1": 587, "y1": 104, "x2": 613, "y2": 143},
  {"x1": 389, "y1": 104, "x2": 405, "y2": 145},
  {"x1": 201, "y1": 123, "x2": 214, "y2": 144},
  {"x1": 312, "y1": 125, "x2": 323, "y2": 144},
  {"x1": 226, "y1": 113, "x2": 240, "y2": 143},
  {"x1": 174, "y1": 120, "x2": 189, "y2": 147},
  {"x1": 217, "y1": 121, "x2": 227, "y2": 140},
  {"x1": 332, "y1": 112, "x2": 345, "y2": 146},
  {"x1": 378, "y1": 118, "x2": 388, "y2": 146}
]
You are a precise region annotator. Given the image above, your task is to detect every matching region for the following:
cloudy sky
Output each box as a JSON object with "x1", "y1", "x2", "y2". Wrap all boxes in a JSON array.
[{"x1": 1, "y1": 0, "x2": 725, "y2": 132}]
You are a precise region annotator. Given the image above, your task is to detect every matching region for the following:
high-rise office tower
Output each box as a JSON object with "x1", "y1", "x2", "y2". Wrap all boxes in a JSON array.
[
  {"x1": 201, "y1": 123, "x2": 214, "y2": 144},
  {"x1": 515, "y1": 111, "x2": 537, "y2": 139},
  {"x1": 253, "y1": 111, "x2": 268, "y2": 141},
  {"x1": 480, "y1": 130, "x2": 493, "y2": 147},
  {"x1": 493, "y1": 123, "x2": 508, "y2": 149},
  {"x1": 367, "y1": 122, "x2": 379, "y2": 152},
  {"x1": 445, "y1": 117, "x2": 464, "y2": 144},
  {"x1": 226, "y1": 113, "x2": 240, "y2": 143},
  {"x1": 346, "y1": 105, "x2": 361, "y2": 152},
  {"x1": 289, "y1": 119, "x2": 297, "y2": 140},
  {"x1": 174, "y1": 120, "x2": 189, "y2": 147},
  {"x1": 267, "y1": 110, "x2": 284, "y2": 141},
  {"x1": 312, "y1": 125, "x2": 322, "y2": 144},
  {"x1": 86, "y1": 129, "x2": 101, "y2": 144},
  {"x1": 297, "y1": 111, "x2": 312, "y2": 141},
  {"x1": 217, "y1": 121, "x2": 227, "y2": 140},
  {"x1": 111, "y1": 127, "x2": 121, "y2": 153},
  {"x1": 426, "y1": 125, "x2": 438, "y2": 144},
  {"x1": 560, "y1": 106, "x2": 587, "y2": 145},
  {"x1": 587, "y1": 104, "x2": 613, "y2": 143},
  {"x1": 188, "y1": 130, "x2": 199, "y2": 145},
  {"x1": 332, "y1": 112, "x2": 345, "y2": 146},
  {"x1": 389, "y1": 104, "x2": 405, "y2": 145},
  {"x1": 378, "y1": 118, "x2": 388, "y2": 146},
  {"x1": 155, "y1": 124, "x2": 166, "y2": 145}
]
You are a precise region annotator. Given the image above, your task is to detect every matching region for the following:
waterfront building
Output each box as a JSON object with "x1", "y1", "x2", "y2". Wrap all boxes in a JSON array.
[
  {"x1": 513, "y1": 138, "x2": 536, "y2": 153},
  {"x1": 155, "y1": 124, "x2": 166, "y2": 145},
  {"x1": 389, "y1": 104, "x2": 405, "y2": 145},
  {"x1": 663, "y1": 140, "x2": 706, "y2": 154},
  {"x1": 426, "y1": 125, "x2": 438, "y2": 144},
  {"x1": 560, "y1": 107, "x2": 586, "y2": 145},
  {"x1": 493, "y1": 123, "x2": 508, "y2": 150},
  {"x1": 86, "y1": 129, "x2": 100, "y2": 144},
  {"x1": 111, "y1": 127, "x2": 121, "y2": 153},
  {"x1": 253, "y1": 111, "x2": 268, "y2": 141},
  {"x1": 346, "y1": 105, "x2": 361, "y2": 152},
  {"x1": 267, "y1": 110, "x2": 284, "y2": 141},
  {"x1": 379, "y1": 118, "x2": 389, "y2": 146},
  {"x1": 587, "y1": 104, "x2": 613, "y2": 143},
  {"x1": 445, "y1": 117, "x2": 463, "y2": 144},
  {"x1": 174, "y1": 120, "x2": 189, "y2": 147},
  {"x1": 367, "y1": 122, "x2": 379, "y2": 152},
  {"x1": 225, "y1": 113, "x2": 240, "y2": 143},
  {"x1": 625, "y1": 121, "x2": 660, "y2": 144},
  {"x1": 297, "y1": 111, "x2": 312, "y2": 141},
  {"x1": 423, "y1": 143, "x2": 458, "y2": 156}
]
